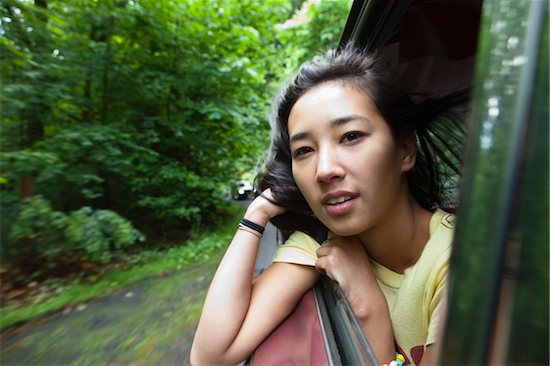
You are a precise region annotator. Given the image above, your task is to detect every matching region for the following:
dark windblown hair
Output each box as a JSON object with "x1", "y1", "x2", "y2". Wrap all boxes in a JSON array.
[{"x1": 256, "y1": 46, "x2": 469, "y2": 241}]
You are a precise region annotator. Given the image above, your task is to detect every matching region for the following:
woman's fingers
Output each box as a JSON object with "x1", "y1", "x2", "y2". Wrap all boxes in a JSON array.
[
  {"x1": 258, "y1": 187, "x2": 274, "y2": 201},
  {"x1": 257, "y1": 188, "x2": 286, "y2": 215},
  {"x1": 245, "y1": 188, "x2": 287, "y2": 225},
  {"x1": 314, "y1": 256, "x2": 332, "y2": 280},
  {"x1": 315, "y1": 245, "x2": 345, "y2": 282},
  {"x1": 315, "y1": 236, "x2": 369, "y2": 284}
]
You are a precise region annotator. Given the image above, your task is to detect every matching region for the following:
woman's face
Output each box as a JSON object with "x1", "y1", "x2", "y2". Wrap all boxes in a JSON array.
[{"x1": 288, "y1": 82, "x2": 414, "y2": 236}]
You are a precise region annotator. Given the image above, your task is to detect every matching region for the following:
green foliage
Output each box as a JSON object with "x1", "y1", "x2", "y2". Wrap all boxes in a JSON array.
[
  {"x1": 0, "y1": 150, "x2": 59, "y2": 178},
  {"x1": 32, "y1": 124, "x2": 143, "y2": 206},
  {"x1": 7, "y1": 196, "x2": 68, "y2": 264},
  {"x1": 277, "y1": 0, "x2": 353, "y2": 71},
  {"x1": 1, "y1": 0, "x2": 291, "y2": 241},
  {"x1": 26, "y1": 123, "x2": 235, "y2": 233},
  {"x1": 0, "y1": 0, "x2": 353, "y2": 277},
  {"x1": 65, "y1": 207, "x2": 145, "y2": 262},
  {"x1": 5, "y1": 195, "x2": 144, "y2": 270}
]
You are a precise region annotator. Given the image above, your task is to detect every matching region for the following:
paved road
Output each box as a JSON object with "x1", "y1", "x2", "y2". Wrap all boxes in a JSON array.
[
  {"x1": 1, "y1": 263, "x2": 215, "y2": 366},
  {"x1": 0, "y1": 200, "x2": 279, "y2": 366}
]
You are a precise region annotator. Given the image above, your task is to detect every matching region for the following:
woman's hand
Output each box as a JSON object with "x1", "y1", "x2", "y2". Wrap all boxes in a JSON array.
[
  {"x1": 316, "y1": 235, "x2": 395, "y2": 364},
  {"x1": 315, "y1": 235, "x2": 373, "y2": 292},
  {"x1": 244, "y1": 188, "x2": 286, "y2": 227},
  {"x1": 315, "y1": 235, "x2": 377, "y2": 314}
]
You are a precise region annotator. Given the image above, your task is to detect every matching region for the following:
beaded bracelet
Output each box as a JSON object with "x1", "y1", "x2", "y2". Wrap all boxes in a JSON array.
[
  {"x1": 239, "y1": 218, "x2": 265, "y2": 235},
  {"x1": 388, "y1": 352, "x2": 405, "y2": 366}
]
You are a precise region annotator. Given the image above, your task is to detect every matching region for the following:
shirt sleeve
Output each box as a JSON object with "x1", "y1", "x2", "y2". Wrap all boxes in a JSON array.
[{"x1": 272, "y1": 231, "x2": 321, "y2": 267}]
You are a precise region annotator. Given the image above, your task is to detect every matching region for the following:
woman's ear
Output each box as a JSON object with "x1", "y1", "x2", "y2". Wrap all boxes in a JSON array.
[{"x1": 400, "y1": 134, "x2": 417, "y2": 172}]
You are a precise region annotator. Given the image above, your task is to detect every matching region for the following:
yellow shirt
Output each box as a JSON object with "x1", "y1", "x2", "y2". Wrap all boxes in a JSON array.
[{"x1": 272, "y1": 209, "x2": 455, "y2": 365}]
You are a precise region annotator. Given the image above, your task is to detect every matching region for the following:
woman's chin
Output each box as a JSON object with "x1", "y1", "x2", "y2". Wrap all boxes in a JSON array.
[{"x1": 325, "y1": 224, "x2": 363, "y2": 238}]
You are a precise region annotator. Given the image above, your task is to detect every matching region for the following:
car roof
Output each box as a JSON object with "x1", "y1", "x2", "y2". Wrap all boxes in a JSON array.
[{"x1": 339, "y1": 0, "x2": 483, "y2": 95}]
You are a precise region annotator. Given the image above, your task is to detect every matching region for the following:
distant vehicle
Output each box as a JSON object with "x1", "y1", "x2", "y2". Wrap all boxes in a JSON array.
[
  {"x1": 234, "y1": 180, "x2": 254, "y2": 200},
  {"x1": 248, "y1": 0, "x2": 548, "y2": 365}
]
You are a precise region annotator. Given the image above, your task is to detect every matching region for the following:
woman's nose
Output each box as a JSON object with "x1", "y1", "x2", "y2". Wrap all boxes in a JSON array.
[{"x1": 315, "y1": 146, "x2": 345, "y2": 183}]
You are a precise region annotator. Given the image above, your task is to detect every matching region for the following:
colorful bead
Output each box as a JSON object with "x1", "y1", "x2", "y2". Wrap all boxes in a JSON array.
[{"x1": 395, "y1": 352, "x2": 405, "y2": 365}]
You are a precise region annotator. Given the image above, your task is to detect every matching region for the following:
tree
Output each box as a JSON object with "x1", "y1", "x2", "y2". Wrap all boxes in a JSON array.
[
  {"x1": 276, "y1": 0, "x2": 353, "y2": 72},
  {"x1": 1, "y1": 0, "x2": 290, "y2": 237},
  {"x1": 1, "y1": 0, "x2": 352, "y2": 273}
]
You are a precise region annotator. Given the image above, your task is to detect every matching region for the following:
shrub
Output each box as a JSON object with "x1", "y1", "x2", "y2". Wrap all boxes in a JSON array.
[
  {"x1": 4, "y1": 195, "x2": 144, "y2": 273},
  {"x1": 65, "y1": 207, "x2": 145, "y2": 263},
  {"x1": 6, "y1": 195, "x2": 68, "y2": 268}
]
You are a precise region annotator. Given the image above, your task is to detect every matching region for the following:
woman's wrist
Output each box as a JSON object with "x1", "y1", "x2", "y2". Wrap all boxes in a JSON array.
[
  {"x1": 243, "y1": 209, "x2": 270, "y2": 227},
  {"x1": 237, "y1": 224, "x2": 263, "y2": 239},
  {"x1": 239, "y1": 218, "x2": 265, "y2": 236}
]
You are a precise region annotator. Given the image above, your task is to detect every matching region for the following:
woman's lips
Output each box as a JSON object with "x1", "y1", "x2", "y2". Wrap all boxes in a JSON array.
[
  {"x1": 326, "y1": 195, "x2": 354, "y2": 205},
  {"x1": 323, "y1": 194, "x2": 357, "y2": 216}
]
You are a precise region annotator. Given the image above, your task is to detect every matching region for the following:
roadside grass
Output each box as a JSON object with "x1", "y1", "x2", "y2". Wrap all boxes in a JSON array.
[{"x1": 0, "y1": 205, "x2": 243, "y2": 330}]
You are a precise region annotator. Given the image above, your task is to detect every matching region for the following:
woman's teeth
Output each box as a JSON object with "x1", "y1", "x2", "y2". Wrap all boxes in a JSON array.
[{"x1": 327, "y1": 195, "x2": 353, "y2": 205}]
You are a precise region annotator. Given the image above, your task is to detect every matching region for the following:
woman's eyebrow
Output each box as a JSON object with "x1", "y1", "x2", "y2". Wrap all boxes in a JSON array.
[
  {"x1": 289, "y1": 131, "x2": 309, "y2": 144},
  {"x1": 290, "y1": 115, "x2": 372, "y2": 144},
  {"x1": 331, "y1": 114, "x2": 372, "y2": 127}
]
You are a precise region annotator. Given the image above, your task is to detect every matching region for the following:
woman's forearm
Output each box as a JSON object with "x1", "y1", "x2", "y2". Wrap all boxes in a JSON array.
[
  {"x1": 350, "y1": 269, "x2": 395, "y2": 365},
  {"x1": 190, "y1": 227, "x2": 262, "y2": 365},
  {"x1": 191, "y1": 191, "x2": 287, "y2": 365}
]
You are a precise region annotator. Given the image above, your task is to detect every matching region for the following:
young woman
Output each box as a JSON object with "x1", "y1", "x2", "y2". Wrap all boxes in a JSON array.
[{"x1": 191, "y1": 47, "x2": 468, "y2": 366}]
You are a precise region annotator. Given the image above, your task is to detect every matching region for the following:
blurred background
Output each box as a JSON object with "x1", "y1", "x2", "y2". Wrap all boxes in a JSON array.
[{"x1": 0, "y1": 0, "x2": 352, "y2": 364}]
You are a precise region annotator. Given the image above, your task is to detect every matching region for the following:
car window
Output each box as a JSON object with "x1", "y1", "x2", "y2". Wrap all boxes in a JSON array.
[
  {"x1": 440, "y1": 0, "x2": 549, "y2": 364},
  {"x1": 315, "y1": 277, "x2": 378, "y2": 365}
]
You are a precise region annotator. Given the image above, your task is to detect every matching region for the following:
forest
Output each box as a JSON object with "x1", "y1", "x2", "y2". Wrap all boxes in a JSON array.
[{"x1": 0, "y1": 0, "x2": 352, "y2": 296}]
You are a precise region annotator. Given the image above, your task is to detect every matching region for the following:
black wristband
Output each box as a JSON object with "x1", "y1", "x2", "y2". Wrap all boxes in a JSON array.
[{"x1": 240, "y1": 218, "x2": 265, "y2": 235}]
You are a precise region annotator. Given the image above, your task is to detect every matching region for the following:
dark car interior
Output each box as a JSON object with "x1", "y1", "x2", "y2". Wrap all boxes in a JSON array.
[{"x1": 340, "y1": 0, "x2": 483, "y2": 96}]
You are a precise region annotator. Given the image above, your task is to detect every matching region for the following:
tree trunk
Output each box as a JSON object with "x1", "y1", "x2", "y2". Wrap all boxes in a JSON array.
[{"x1": 20, "y1": 176, "x2": 34, "y2": 198}]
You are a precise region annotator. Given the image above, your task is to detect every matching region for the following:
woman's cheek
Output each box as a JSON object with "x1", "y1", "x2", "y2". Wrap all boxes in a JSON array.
[{"x1": 292, "y1": 166, "x2": 309, "y2": 194}]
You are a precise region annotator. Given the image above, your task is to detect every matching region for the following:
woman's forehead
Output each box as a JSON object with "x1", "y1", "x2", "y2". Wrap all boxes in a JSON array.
[{"x1": 288, "y1": 82, "x2": 380, "y2": 133}]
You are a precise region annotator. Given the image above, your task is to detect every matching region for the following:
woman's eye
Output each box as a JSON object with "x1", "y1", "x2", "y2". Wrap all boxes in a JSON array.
[
  {"x1": 293, "y1": 146, "x2": 313, "y2": 158},
  {"x1": 341, "y1": 131, "x2": 364, "y2": 143}
]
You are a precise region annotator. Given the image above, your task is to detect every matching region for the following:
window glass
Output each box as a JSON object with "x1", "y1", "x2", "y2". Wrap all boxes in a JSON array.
[
  {"x1": 505, "y1": 4, "x2": 549, "y2": 364},
  {"x1": 441, "y1": 0, "x2": 548, "y2": 364}
]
